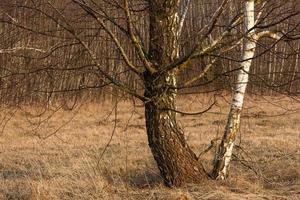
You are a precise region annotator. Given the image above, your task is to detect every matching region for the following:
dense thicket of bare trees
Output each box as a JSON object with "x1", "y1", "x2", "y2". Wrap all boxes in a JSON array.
[
  {"x1": 0, "y1": 0, "x2": 299, "y2": 106},
  {"x1": 0, "y1": 0, "x2": 299, "y2": 186}
]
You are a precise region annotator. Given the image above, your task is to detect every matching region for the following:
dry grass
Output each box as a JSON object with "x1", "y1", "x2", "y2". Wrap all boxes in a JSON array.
[{"x1": 0, "y1": 94, "x2": 299, "y2": 200}]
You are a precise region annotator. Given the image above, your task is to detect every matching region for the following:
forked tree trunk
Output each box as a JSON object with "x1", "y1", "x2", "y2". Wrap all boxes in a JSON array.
[
  {"x1": 144, "y1": 1, "x2": 207, "y2": 187},
  {"x1": 212, "y1": 0, "x2": 255, "y2": 180}
]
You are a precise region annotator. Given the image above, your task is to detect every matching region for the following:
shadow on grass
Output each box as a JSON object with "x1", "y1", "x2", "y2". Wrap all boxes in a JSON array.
[
  {"x1": 127, "y1": 170, "x2": 162, "y2": 188},
  {"x1": 102, "y1": 167, "x2": 162, "y2": 189}
]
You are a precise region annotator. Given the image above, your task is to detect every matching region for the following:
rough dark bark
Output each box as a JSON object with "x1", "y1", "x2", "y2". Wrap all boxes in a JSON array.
[
  {"x1": 143, "y1": 0, "x2": 207, "y2": 187},
  {"x1": 144, "y1": 71, "x2": 207, "y2": 187}
]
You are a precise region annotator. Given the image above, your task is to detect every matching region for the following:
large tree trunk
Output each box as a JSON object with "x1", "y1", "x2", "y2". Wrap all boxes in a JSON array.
[
  {"x1": 212, "y1": 0, "x2": 255, "y2": 180},
  {"x1": 143, "y1": 0, "x2": 207, "y2": 187},
  {"x1": 144, "y1": 71, "x2": 207, "y2": 186}
]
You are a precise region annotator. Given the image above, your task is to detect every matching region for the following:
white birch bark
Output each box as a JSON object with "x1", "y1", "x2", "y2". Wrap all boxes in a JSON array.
[
  {"x1": 212, "y1": 0, "x2": 256, "y2": 180},
  {"x1": 178, "y1": 0, "x2": 191, "y2": 37},
  {"x1": 212, "y1": 0, "x2": 284, "y2": 179}
]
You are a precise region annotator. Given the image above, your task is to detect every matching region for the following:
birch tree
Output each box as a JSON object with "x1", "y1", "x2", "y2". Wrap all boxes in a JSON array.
[{"x1": 212, "y1": 0, "x2": 289, "y2": 180}]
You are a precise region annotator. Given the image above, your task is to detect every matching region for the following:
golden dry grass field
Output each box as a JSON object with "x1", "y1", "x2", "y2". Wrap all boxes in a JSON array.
[{"x1": 0, "y1": 94, "x2": 299, "y2": 200}]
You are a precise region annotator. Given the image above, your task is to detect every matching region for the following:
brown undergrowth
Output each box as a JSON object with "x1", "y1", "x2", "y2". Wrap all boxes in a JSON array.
[{"x1": 0, "y1": 94, "x2": 299, "y2": 199}]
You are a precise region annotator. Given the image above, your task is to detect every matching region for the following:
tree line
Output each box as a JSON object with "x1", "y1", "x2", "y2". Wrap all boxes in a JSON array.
[{"x1": 0, "y1": 0, "x2": 299, "y2": 106}]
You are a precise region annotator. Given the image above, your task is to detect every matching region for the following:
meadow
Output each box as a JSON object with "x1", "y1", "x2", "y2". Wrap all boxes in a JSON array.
[{"x1": 0, "y1": 94, "x2": 299, "y2": 200}]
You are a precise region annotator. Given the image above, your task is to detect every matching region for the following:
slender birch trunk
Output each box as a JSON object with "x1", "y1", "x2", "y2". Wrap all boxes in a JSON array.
[
  {"x1": 289, "y1": 43, "x2": 299, "y2": 92},
  {"x1": 212, "y1": 0, "x2": 256, "y2": 180}
]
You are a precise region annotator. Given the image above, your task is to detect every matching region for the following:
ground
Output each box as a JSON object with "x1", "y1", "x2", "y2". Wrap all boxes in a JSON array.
[{"x1": 0, "y1": 94, "x2": 299, "y2": 200}]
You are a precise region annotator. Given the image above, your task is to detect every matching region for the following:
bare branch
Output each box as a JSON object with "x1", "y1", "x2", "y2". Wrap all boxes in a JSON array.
[
  {"x1": 72, "y1": 0, "x2": 142, "y2": 75},
  {"x1": 123, "y1": 0, "x2": 156, "y2": 74}
]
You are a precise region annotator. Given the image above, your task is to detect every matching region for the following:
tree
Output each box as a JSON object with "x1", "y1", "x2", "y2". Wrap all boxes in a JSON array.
[
  {"x1": 0, "y1": 0, "x2": 237, "y2": 186},
  {"x1": 212, "y1": 0, "x2": 299, "y2": 180}
]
